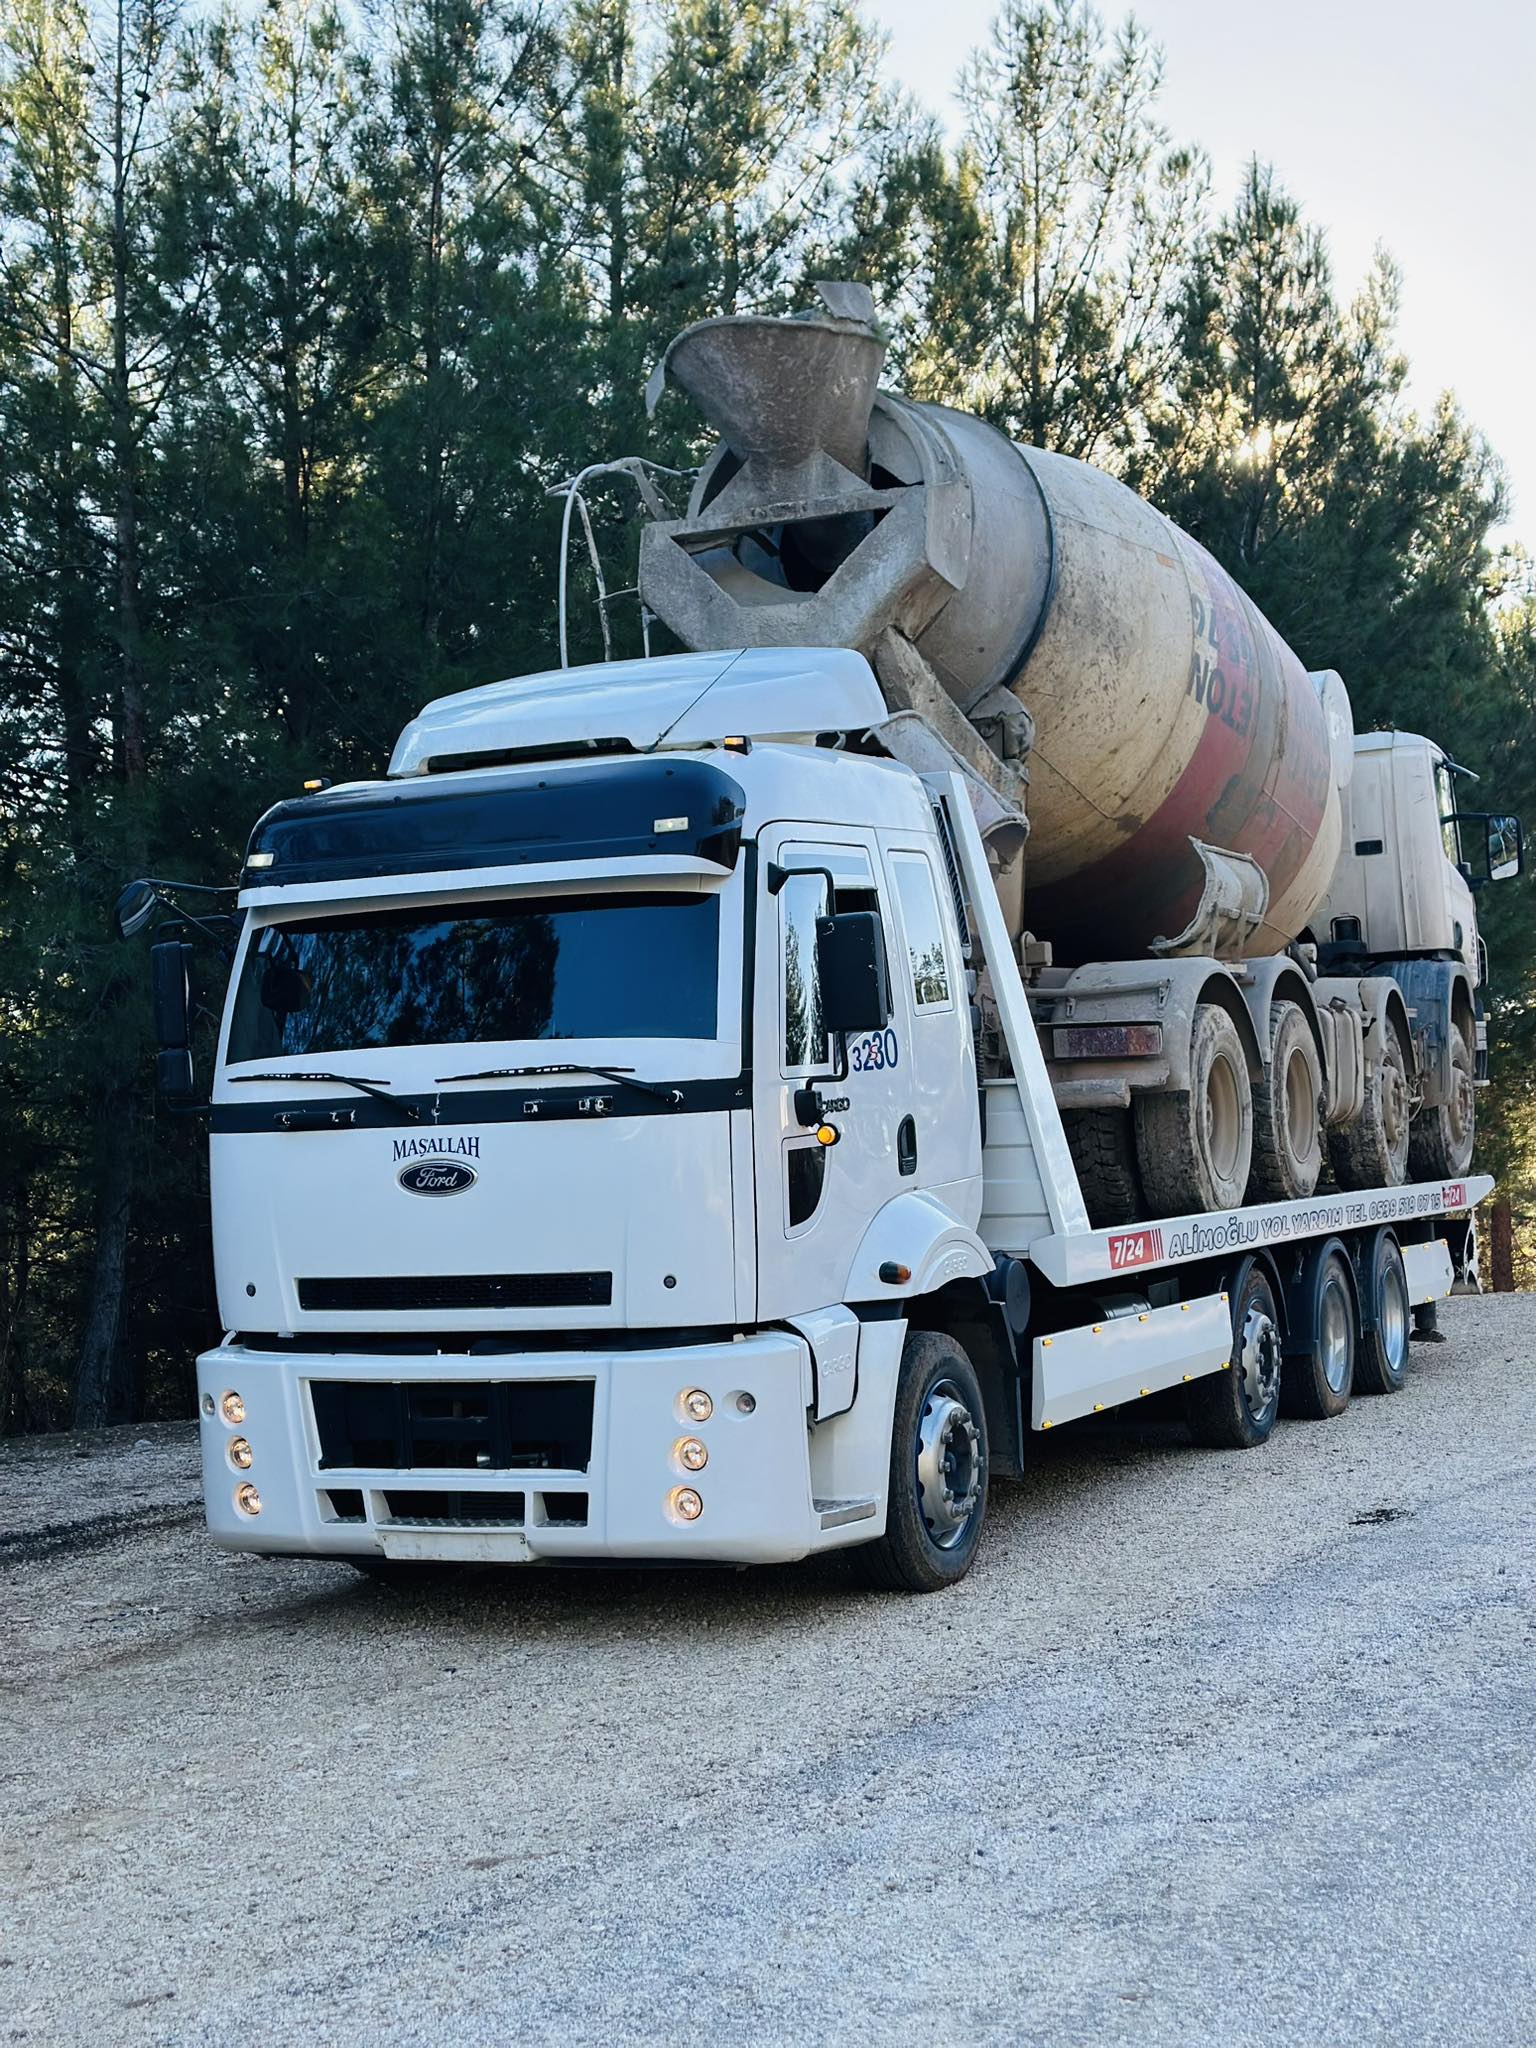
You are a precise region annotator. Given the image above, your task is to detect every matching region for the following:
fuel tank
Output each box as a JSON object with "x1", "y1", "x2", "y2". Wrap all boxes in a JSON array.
[{"x1": 637, "y1": 286, "x2": 1353, "y2": 963}]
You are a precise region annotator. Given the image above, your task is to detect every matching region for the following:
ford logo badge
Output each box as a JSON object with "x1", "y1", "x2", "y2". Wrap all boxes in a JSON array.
[{"x1": 398, "y1": 1159, "x2": 478, "y2": 1196}]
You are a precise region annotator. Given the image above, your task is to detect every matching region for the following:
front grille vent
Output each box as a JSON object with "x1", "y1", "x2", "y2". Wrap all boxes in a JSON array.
[
  {"x1": 298, "y1": 1272, "x2": 612, "y2": 1313},
  {"x1": 312, "y1": 1378, "x2": 595, "y2": 1473}
]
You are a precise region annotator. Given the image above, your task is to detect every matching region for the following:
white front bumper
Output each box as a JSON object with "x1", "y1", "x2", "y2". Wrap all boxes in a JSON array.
[{"x1": 196, "y1": 1332, "x2": 842, "y2": 1566}]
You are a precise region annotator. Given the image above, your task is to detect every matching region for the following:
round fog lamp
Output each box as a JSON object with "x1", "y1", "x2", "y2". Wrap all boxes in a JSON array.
[
  {"x1": 220, "y1": 1390, "x2": 245, "y2": 1426},
  {"x1": 671, "y1": 1487, "x2": 703, "y2": 1522},
  {"x1": 200, "y1": 1393, "x2": 215, "y2": 1418},
  {"x1": 235, "y1": 1482, "x2": 262, "y2": 1516},
  {"x1": 681, "y1": 1388, "x2": 713, "y2": 1423},
  {"x1": 676, "y1": 1436, "x2": 708, "y2": 1473},
  {"x1": 229, "y1": 1436, "x2": 254, "y2": 1471}
]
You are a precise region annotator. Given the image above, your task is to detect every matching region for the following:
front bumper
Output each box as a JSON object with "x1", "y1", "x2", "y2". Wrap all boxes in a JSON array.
[{"x1": 197, "y1": 1332, "x2": 830, "y2": 1566}]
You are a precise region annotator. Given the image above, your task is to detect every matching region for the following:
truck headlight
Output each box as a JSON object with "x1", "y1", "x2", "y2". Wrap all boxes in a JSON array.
[
  {"x1": 675, "y1": 1437, "x2": 708, "y2": 1473},
  {"x1": 235, "y1": 1482, "x2": 262, "y2": 1516},
  {"x1": 670, "y1": 1488, "x2": 703, "y2": 1522},
  {"x1": 221, "y1": 1390, "x2": 245, "y2": 1425},
  {"x1": 681, "y1": 1388, "x2": 713, "y2": 1423},
  {"x1": 229, "y1": 1437, "x2": 254, "y2": 1471}
]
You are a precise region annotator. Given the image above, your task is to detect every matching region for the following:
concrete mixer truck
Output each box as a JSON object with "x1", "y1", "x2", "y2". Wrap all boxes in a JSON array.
[{"x1": 117, "y1": 284, "x2": 1522, "y2": 1592}]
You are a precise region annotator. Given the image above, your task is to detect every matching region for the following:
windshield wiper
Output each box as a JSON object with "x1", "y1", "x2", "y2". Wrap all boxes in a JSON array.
[
  {"x1": 229, "y1": 1070, "x2": 422, "y2": 1122},
  {"x1": 435, "y1": 1061, "x2": 683, "y2": 1104}
]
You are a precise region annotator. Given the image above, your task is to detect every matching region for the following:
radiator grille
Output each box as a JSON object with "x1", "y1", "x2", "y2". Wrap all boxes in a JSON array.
[
  {"x1": 298, "y1": 1271, "x2": 612, "y2": 1312},
  {"x1": 311, "y1": 1378, "x2": 595, "y2": 1473}
]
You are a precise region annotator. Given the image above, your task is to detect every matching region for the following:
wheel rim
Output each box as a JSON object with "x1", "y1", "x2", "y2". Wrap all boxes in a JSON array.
[
  {"x1": 1320, "y1": 1278, "x2": 1352, "y2": 1393},
  {"x1": 1204, "y1": 1051, "x2": 1244, "y2": 1181},
  {"x1": 1382, "y1": 1046, "x2": 1409, "y2": 1172},
  {"x1": 915, "y1": 1379, "x2": 982, "y2": 1550},
  {"x1": 1284, "y1": 1048, "x2": 1316, "y2": 1162},
  {"x1": 1380, "y1": 1262, "x2": 1409, "y2": 1376},
  {"x1": 1238, "y1": 1301, "x2": 1282, "y2": 1421},
  {"x1": 1447, "y1": 1055, "x2": 1474, "y2": 1152}
]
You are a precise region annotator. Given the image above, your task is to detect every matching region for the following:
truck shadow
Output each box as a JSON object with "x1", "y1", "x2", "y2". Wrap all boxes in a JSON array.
[{"x1": 332, "y1": 1406, "x2": 1202, "y2": 1633}]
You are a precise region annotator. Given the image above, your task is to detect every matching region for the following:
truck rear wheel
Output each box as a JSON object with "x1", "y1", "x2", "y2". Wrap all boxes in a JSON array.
[
  {"x1": 1355, "y1": 1230, "x2": 1410, "y2": 1395},
  {"x1": 858, "y1": 1332, "x2": 988, "y2": 1593},
  {"x1": 1061, "y1": 1107, "x2": 1141, "y2": 1225},
  {"x1": 1249, "y1": 1000, "x2": 1323, "y2": 1202},
  {"x1": 1407, "y1": 1027, "x2": 1475, "y2": 1181},
  {"x1": 1183, "y1": 1257, "x2": 1282, "y2": 1448},
  {"x1": 1134, "y1": 1003, "x2": 1253, "y2": 1217},
  {"x1": 1281, "y1": 1242, "x2": 1356, "y2": 1419},
  {"x1": 1329, "y1": 1022, "x2": 1410, "y2": 1190}
]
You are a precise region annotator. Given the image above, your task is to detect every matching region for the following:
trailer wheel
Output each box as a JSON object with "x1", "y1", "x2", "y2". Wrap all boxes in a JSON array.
[
  {"x1": 1407, "y1": 1026, "x2": 1476, "y2": 1181},
  {"x1": 1249, "y1": 1001, "x2": 1323, "y2": 1202},
  {"x1": 1184, "y1": 1258, "x2": 1282, "y2": 1448},
  {"x1": 1061, "y1": 1107, "x2": 1141, "y2": 1225},
  {"x1": 1281, "y1": 1243, "x2": 1356, "y2": 1419},
  {"x1": 1329, "y1": 1021, "x2": 1410, "y2": 1190},
  {"x1": 1356, "y1": 1231, "x2": 1411, "y2": 1395},
  {"x1": 1135, "y1": 1004, "x2": 1253, "y2": 1216},
  {"x1": 858, "y1": 1332, "x2": 988, "y2": 1593}
]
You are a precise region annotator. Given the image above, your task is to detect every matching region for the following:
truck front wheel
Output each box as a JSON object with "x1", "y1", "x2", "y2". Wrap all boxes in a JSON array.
[
  {"x1": 1407, "y1": 1027, "x2": 1476, "y2": 1181},
  {"x1": 859, "y1": 1332, "x2": 989, "y2": 1593}
]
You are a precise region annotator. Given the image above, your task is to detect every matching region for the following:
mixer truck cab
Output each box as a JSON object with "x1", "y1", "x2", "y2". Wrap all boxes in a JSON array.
[
  {"x1": 1317, "y1": 731, "x2": 1523, "y2": 1142},
  {"x1": 123, "y1": 645, "x2": 1492, "y2": 1593}
]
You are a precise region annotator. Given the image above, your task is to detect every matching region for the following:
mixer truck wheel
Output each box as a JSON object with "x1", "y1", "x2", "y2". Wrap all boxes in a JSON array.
[
  {"x1": 1061, "y1": 1108, "x2": 1142, "y2": 1225},
  {"x1": 1407, "y1": 1027, "x2": 1476, "y2": 1181},
  {"x1": 1134, "y1": 1004, "x2": 1253, "y2": 1217},
  {"x1": 1329, "y1": 1021, "x2": 1411, "y2": 1190},
  {"x1": 857, "y1": 1332, "x2": 989, "y2": 1593},
  {"x1": 1248, "y1": 1001, "x2": 1323, "y2": 1203}
]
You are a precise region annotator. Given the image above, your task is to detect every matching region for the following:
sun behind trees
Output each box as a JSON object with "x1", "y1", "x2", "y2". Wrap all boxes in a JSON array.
[{"x1": 0, "y1": 0, "x2": 1530, "y2": 1430}]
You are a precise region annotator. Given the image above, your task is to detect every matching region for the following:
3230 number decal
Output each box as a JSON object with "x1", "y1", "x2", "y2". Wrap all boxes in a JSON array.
[{"x1": 849, "y1": 1029, "x2": 900, "y2": 1073}]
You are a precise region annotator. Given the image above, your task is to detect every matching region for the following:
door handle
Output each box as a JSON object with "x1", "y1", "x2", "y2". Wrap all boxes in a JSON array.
[{"x1": 897, "y1": 1114, "x2": 918, "y2": 1176}]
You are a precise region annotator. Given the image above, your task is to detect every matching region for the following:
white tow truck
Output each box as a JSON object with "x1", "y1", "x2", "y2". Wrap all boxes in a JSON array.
[{"x1": 121, "y1": 645, "x2": 1488, "y2": 1591}]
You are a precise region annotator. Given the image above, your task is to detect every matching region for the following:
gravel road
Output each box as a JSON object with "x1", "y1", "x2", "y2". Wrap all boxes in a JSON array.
[{"x1": 3, "y1": 1293, "x2": 1533, "y2": 2048}]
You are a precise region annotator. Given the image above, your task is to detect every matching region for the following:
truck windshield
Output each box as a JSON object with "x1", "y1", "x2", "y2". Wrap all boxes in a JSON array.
[{"x1": 226, "y1": 892, "x2": 720, "y2": 1062}]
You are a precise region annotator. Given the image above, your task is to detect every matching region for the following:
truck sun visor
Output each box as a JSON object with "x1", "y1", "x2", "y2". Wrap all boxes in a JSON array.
[{"x1": 241, "y1": 757, "x2": 746, "y2": 886}]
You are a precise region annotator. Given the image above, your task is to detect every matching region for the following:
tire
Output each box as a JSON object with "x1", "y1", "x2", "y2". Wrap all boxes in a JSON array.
[
  {"x1": 858, "y1": 1332, "x2": 988, "y2": 1593},
  {"x1": 1281, "y1": 1243, "x2": 1357, "y2": 1419},
  {"x1": 1248, "y1": 1000, "x2": 1323, "y2": 1202},
  {"x1": 1355, "y1": 1230, "x2": 1411, "y2": 1395},
  {"x1": 1330, "y1": 1021, "x2": 1410, "y2": 1190},
  {"x1": 1061, "y1": 1107, "x2": 1141, "y2": 1225},
  {"x1": 1184, "y1": 1256, "x2": 1283, "y2": 1448},
  {"x1": 1134, "y1": 1003, "x2": 1253, "y2": 1217},
  {"x1": 1407, "y1": 1027, "x2": 1476, "y2": 1180}
]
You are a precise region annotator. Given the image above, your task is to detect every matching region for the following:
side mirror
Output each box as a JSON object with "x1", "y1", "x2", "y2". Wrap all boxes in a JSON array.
[
  {"x1": 816, "y1": 911, "x2": 890, "y2": 1034},
  {"x1": 151, "y1": 939, "x2": 197, "y2": 1104},
  {"x1": 1489, "y1": 814, "x2": 1524, "y2": 883},
  {"x1": 114, "y1": 878, "x2": 160, "y2": 940}
]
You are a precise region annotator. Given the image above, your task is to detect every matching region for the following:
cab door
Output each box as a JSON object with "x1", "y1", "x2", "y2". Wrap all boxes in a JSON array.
[{"x1": 753, "y1": 832, "x2": 912, "y2": 1321}]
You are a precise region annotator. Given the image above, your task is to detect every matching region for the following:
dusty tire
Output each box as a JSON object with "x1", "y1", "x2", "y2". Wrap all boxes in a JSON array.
[
  {"x1": 1407, "y1": 1028, "x2": 1476, "y2": 1181},
  {"x1": 858, "y1": 1332, "x2": 988, "y2": 1593},
  {"x1": 1330, "y1": 1022, "x2": 1411, "y2": 1190},
  {"x1": 1184, "y1": 1257, "x2": 1283, "y2": 1448},
  {"x1": 1248, "y1": 1001, "x2": 1323, "y2": 1202},
  {"x1": 1134, "y1": 1003, "x2": 1253, "y2": 1217},
  {"x1": 1355, "y1": 1230, "x2": 1411, "y2": 1395},
  {"x1": 1281, "y1": 1243, "x2": 1356, "y2": 1420},
  {"x1": 1061, "y1": 1107, "x2": 1141, "y2": 1226}
]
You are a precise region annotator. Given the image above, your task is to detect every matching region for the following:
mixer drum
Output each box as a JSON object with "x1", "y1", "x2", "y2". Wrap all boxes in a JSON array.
[{"x1": 639, "y1": 295, "x2": 1352, "y2": 964}]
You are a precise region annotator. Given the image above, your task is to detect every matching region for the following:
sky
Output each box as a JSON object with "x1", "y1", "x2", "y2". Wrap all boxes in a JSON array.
[{"x1": 873, "y1": 0, "x2": 1534, "y2": 546}]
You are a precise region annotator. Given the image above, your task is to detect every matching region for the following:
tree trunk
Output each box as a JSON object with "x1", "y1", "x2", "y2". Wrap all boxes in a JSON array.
[{"x1": 73, "y1": 1081, "x2": 137, "y2": 1427}]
